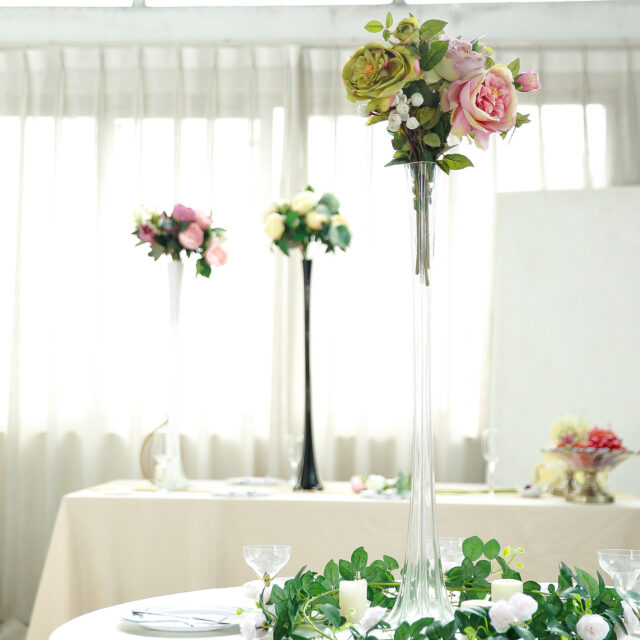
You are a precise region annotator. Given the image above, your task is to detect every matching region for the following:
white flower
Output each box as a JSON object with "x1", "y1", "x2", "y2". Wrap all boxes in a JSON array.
[
  {"x1": 261, "y1": 584, "x2": 273, "y2": 603},
  {"x1": 387, "y1": 112, "x2": 402, "y2": 133},
  {"x1": 305, "y1": 210, "x2": 329, "y2": 231},
  {"x1": 398, "y1": 92, "x2": 408, "y2": 103},
  {"x1": 366, "y1": 474, "x2": 386, "y2": 493},
  {"x1": 395, "y1": 102, "x2": 410, "y2": 120},
  {"x1": 410, "y1": 93, "x2": 424, "y2": 107},
  {"x1": 489, "y1": 600, "x2": 517, "y2": 633},
  {"x1": 291, "y1": 191, "x2": 318, "y2": 214},
  {"x1": 265, "y1": 213, "x2": 285, "y2": 240},
  {"x1": 509, "y1": 592, "x2": 538, "y2": 623},
  {"x1": 331, "y1": 214, "x2": 348, "y2": 227},
  {"x1": 577, "y1": 614, "x2": 610, "y2": 640},
  {"x1": 358, "y1": 606, "x2": 387, "y2": 633},
  {"x1": 390, "y1": 94, "x2": 400, "y2": 108},
  {"x1": 616, "y1": 602, "x2": 640, "y2": 639},
  {"x1": 239, "y1": 612, "x2": 266, "y2": 640},
  {"x1": 357, "y1": 103, "x2": 370, "y2": 117},
  {"x1": 406, "y1": 117, "x2": 419, "y2": 130},
  {"x1": 262, "y1": 201, "x2": 281, "y2": 222}
]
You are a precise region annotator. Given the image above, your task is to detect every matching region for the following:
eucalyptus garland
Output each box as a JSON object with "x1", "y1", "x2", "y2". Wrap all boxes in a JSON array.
[{"x1": 246, "y1": 537, "x2": 634, "y2": 640}]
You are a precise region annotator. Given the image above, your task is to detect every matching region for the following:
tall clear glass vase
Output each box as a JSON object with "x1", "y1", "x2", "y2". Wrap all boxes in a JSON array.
[
  {"x1": 386, "y1": 162, "x2": 453, "y2": 626},
  {"x1": 162, "y1": 259, "x2": 189, "y2": 491}
]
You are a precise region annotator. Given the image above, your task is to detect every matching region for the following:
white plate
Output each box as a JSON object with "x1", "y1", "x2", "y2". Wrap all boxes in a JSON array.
[
  {"x1": 210, "y1": 488, "x2": 272, "y2": 498},
  {"x1": 226, "y1": 476, "x2": 287, "y2": 486},
  {"x1": 121, "y1": 606, "x2": 242, "y2": 632}
]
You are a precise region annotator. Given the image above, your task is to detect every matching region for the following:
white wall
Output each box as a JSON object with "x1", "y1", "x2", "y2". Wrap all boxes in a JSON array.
[{"x1": 490, "y1": 187, "x2": 640, "y2": 494}]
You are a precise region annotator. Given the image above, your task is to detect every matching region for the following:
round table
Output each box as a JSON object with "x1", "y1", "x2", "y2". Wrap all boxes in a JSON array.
[{"x1": 50, "y1": 586, "x2": 255, "y2": 639}]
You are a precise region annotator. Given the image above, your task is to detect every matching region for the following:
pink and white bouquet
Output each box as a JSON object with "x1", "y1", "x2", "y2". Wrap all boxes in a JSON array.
[
  {"x1": 342, "y1": 14, "x2": 541, "y2": 172},
  {"x1": 133, "y1": 204, "x2": 227, "y2": 277}
]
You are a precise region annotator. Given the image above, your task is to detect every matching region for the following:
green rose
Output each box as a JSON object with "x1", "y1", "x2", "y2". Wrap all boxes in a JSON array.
[
  {"x1": 342, "y1": 42, "x2": 420, "y2": 109},
  {"x1": 393, "y1": 17, "x2": 420, "y2": 45}
]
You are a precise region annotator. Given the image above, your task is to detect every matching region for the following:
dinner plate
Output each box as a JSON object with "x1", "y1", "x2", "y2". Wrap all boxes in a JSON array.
[{"x1": 121, "y1": 606, "x2": 242, "y2": 632}]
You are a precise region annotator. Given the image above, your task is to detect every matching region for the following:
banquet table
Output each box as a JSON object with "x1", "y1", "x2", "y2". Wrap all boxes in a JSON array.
[{"x1": 29, "y1": 480, "x2": 640, "y2": 640}]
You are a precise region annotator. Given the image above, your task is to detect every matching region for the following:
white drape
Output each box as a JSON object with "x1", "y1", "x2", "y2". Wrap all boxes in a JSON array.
[{"x1": 1, "y1": 42, "x2": 638, "y2": 635}]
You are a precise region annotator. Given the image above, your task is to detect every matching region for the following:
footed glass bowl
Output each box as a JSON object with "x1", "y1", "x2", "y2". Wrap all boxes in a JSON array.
[{"x1": 543, "y1": 448, "x2": 637, "y2": 504}]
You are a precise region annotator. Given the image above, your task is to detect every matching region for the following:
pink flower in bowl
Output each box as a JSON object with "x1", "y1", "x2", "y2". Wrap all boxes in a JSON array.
[
  {"x1": 172, "y1": 203, "x2": 197, "y2": 223},
  {"x1": 178, "y1": 222, "x2": 204, "y2": 250},
  {"x1": 205, "y1": 244, "x2": 228, "y2": 267},
  {"x1": 441, "y1": 65, "x2": 518, "y2": 150},
  {"x1": 350, "y1": 475, "x2": 367, "y2": 494}
]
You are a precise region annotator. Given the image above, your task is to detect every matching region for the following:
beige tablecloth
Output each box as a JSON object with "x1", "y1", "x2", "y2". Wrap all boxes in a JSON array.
[{"x1": 29, "y1": 480, "x2": 640, "y2": 640}]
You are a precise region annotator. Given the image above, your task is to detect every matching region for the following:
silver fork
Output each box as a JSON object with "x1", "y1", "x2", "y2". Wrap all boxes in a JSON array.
[{"x1": 130, "y1": 610, "x2": 230, "y2": 626}]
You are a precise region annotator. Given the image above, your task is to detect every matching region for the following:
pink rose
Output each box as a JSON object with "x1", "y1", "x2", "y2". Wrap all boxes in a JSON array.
[
  {"x1": 138, "y1": 224, "x2": 155, "y2": 243},
  {"x1": 178, "y1": 222, "x2": 204, "y2": 250},
  {"x1": 516, "y1": 69, "x2": 541, "y2": 92},
  {"x1": 350, "y1": 475, "x2": 366, "y2": 494},
  {"x1": 441, "y1": 65, "x2": 518, "y2": 150},
  {"x1": 205, "y1": 244, "x2": 227, "y2": 266},
  {"x1": 195, "y1": 210, "x2": 211, "y2": 231},
  {"x1": 434, "y1": 37, "x2": 490, "y2": 81},
  {"x1": 172, "y1": 203, "x2": 196, "y2": 222}
]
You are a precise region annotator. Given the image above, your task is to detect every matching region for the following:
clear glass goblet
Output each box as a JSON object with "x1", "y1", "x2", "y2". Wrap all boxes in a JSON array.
[
  {"x1": 243, "y1": 544, "x2": 291, "y2": 587},
  {"x1": 440, "y1": 537, "x2": 464, "y2": 573},
  {"x1": 597, "y1": 548, "x2": 640, "y2": 633},
  {"x1": 482, "y1": 428, "x2": 500, "y2": 496}
]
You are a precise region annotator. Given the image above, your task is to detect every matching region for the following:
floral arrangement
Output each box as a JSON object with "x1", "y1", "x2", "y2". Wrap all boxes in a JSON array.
[
  {"x1": 263, "y1": 187, "x2": 351, "y2": 258},
  {"x1": 133, "y1": 204, "x2": 227, "y2": 277},
  {"x1": 342, "y1": 14, "x2": 540, "y2": 171},
  {"x1": 551, "y1": 416, "x2": 626, "y2": 451},
  {"x1": 350, "y1": 473, "x2": 411, "y2": 496},
  {"x1": 241, "y1": 536, "x2": 635, "y2": 640}
]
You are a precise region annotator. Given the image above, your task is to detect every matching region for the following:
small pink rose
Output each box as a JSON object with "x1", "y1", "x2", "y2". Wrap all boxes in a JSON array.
[
  {"x1": 441, "y1": 64, "x2": 518, "y2": 150},
  {"x1": 516, "y1": 69, "x2": 541, "y2": 92},
  {"x1": 350, "y1": 475, "x2": 366, "y2": 494},
  {"x1": 178, "y1": 222, "x2": 204, "y2": 250},
  {"x1": 195, "y1": 210, "x2": 211, "y2": 231},
  {"x1": 138, "y1": 224, "x2": 155, "y2": 243},
  {"x1": 434, "y1": 37, "x2": 490, "y2": 81},
  {"x1": 172, "y1": 203, "x2": 196, "y2": 222},
  {"x1": 205, "y1": 244, "x2": 227, "y2": 266}
]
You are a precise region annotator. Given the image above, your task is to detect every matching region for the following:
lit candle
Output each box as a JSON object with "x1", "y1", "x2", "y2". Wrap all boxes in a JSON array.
[
  {"x1": 339, "y1": 579, "x2": 368, "y2": 623},
  {"x1": 491, "y1": 579, "x2": 523, "y2": 601}
]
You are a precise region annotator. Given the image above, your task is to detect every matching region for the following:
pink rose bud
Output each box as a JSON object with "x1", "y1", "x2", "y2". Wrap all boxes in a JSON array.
[
  {"x1": 178, "y1": 222, "x2": 204, "y2": 250},
  {"x1": 205, "y1": 244, "x2": 228, "y2": 267},
  {"x1": 516, "y1": 69, "x2": 541, "y2": 92},
  {"x1": 172, "y1": 203, "x2": 197, "y2": 222},
  {"x1": 138, "y1": 224, "x2": 155, "y2": 243},
  {"x1": 350, "y1": 475, "x2": 366, "y2": 494},
  {"x1": 195, "y1": 210, "x2": 211, "y2": 231}
]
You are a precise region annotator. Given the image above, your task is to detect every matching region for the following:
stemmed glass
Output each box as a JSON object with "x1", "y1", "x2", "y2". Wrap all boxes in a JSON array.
[
  {"x1": 482, "y1": 428, "x2": 500, "y2": 496},
  {"x1": 243, "y1": 544, "x2": 291, "y2": 587},
  {"x1": 597, "y1": 548, "x2": 640, "y2": 634},
  {"x1": 286, "y1": 435, "x2": 303, "y2": 486}
]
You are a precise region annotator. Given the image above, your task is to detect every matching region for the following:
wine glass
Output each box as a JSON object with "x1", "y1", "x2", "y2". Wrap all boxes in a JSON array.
[
  {"x1": 286, "y1": 435, "x2": 303, "y2": 486},
  {"x1": 482, "y1": 428, "x2": 500, "y2": 496},
  {"x1": 597, "y1": 548, "x2": 640, "y2": 632},
  {"x1": 243, "y1": 544, "x2": 291, "y2": 587},
  {"x1": 439, "y1": 537, "x2": 464, "y2": 573}
]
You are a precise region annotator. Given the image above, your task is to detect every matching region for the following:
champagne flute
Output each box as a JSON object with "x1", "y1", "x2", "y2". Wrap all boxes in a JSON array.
[
  {"x1": 243, "y1": 544, "x2": 291, "y2": 588},
  {"x1": 482, "y1": 429, "x2": 500, "y2": 496},
  {"x1": 598, "y1": 548, "x2": 640, "y2": 635}
]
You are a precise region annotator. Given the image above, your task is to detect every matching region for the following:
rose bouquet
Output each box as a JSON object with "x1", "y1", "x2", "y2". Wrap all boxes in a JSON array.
[
  {"x1": 343, "y1": 13, "x2": 540, "y2": 171},
  {"x1": 263, "y1": 187, "x2": 351, "y2": 258},
  {"x1": 133, "y1": 203, "x2": 227, "y2": 277}
]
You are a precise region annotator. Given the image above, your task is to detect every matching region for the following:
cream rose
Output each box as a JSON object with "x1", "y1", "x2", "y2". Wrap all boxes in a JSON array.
[
  {"x1": 265, "y1": 213, "x2": 286, "y2": 240},
  {"x1": 306, "y1": 210, "x2": 329, "y2": 230},
  {"x1": 291, "y1": 191, "x2": 318, "y2": 214}
]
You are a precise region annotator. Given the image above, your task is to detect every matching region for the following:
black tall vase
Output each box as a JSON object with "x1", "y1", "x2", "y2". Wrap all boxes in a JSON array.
[{"x1": 294, "y1": 258, "x2": 323, "y2": 491}]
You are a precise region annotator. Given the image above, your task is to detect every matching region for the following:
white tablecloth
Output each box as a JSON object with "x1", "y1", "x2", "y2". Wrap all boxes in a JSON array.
[{"x1": 29, "y1": 480, "x2": 640, "y2": 640}]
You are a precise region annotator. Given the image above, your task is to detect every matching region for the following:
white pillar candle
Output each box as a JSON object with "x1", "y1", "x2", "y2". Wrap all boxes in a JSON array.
[
  {"x1": 339, "y1": 579, "x2": 368, "y2": 623},
  {"x1": 491, "y1": 578, "x2": 523, "y2": 601}
]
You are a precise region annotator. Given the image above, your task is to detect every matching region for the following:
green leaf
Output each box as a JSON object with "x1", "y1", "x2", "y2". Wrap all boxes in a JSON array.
[
  {"x1": 423, "y1": 40, "x2": 449, "y2": 71},
  {"x1": 436, "y1": 159, "x2": 450, "y2": 175},
  {"x1": 576, "y1": 568, "x2": 599, "y2": 599},
  {"x1": 365, "y1": 20, "x2": 384, "y2": 33},
  {"x1": 323, "y1": 559, "x2": 339, "y2": 586},
  {"x1": 524, "y1": 580, "x2": 541, "y2": 592},
  {"x1": 383, "y1": 28, "x2": 391, "y2": 41},
  {"x1": 394, "y1": 622, "x2": 410, "y2": 640},
  {"x1": 385, "y1": 157, "x2": 410, "y2": 167},
  {"x1": 462, "y1": 536, "x2": 484, "y2": 561},
  {"x1": 442, "y1": 153, "x2": 474, "y2": 170},
  {"x1": 339, "y1": 559, "x2": 356, "y2": 580},
  {"x1": 319, "y1": 603, "x2": 340, "y2": 627},
  {"x1": 383, "y1": 555, "x2": 399, "y2": 571},
  {"x1": 507, "y1": 58, "x2": 521, "y2": 79},
  {"x1": 486, "y1": 57, "x2": 495, "y2": 69},
  {"x1": 423, "y1": 132, "x2": 441, "y2": 147},
  {"x1": 420, "y1": 19, "x2": 447, "y2": 39},
  {"x1": 514, "y1": 626, "x2": 535, "y2": 640},
  {"x1": 195, "y1": 257, "x2": 211, "y2": 278},
  {"x1": 318, "y1": 192, "x2": 340, "y2": 214},
  {"x1": 473, "y1": 560, "x2": 491, "y2": 579},
  {"x1": 351, "y1": 547, "x2": 368, "y2": 572},
  {"x1": 484, "y1": 539, "x2": 500, "y2": 559},
  {"x1": 276, "y1": 238, "x2": 289, "y2": 256},
  {"x1": 386, "y1": 11, "x2": 393, "y2": 27},
  {"x1": 515, "y1": 112, "x2": 531, "y2": 128},
  {"x1": 366, "y1": 114, "x2": 387, "y2": 126}
]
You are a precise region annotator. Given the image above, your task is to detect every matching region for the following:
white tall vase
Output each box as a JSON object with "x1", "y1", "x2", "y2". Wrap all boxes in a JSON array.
[{"x1": 162, "y1": 259, "x2": 189, "y2": 490}]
